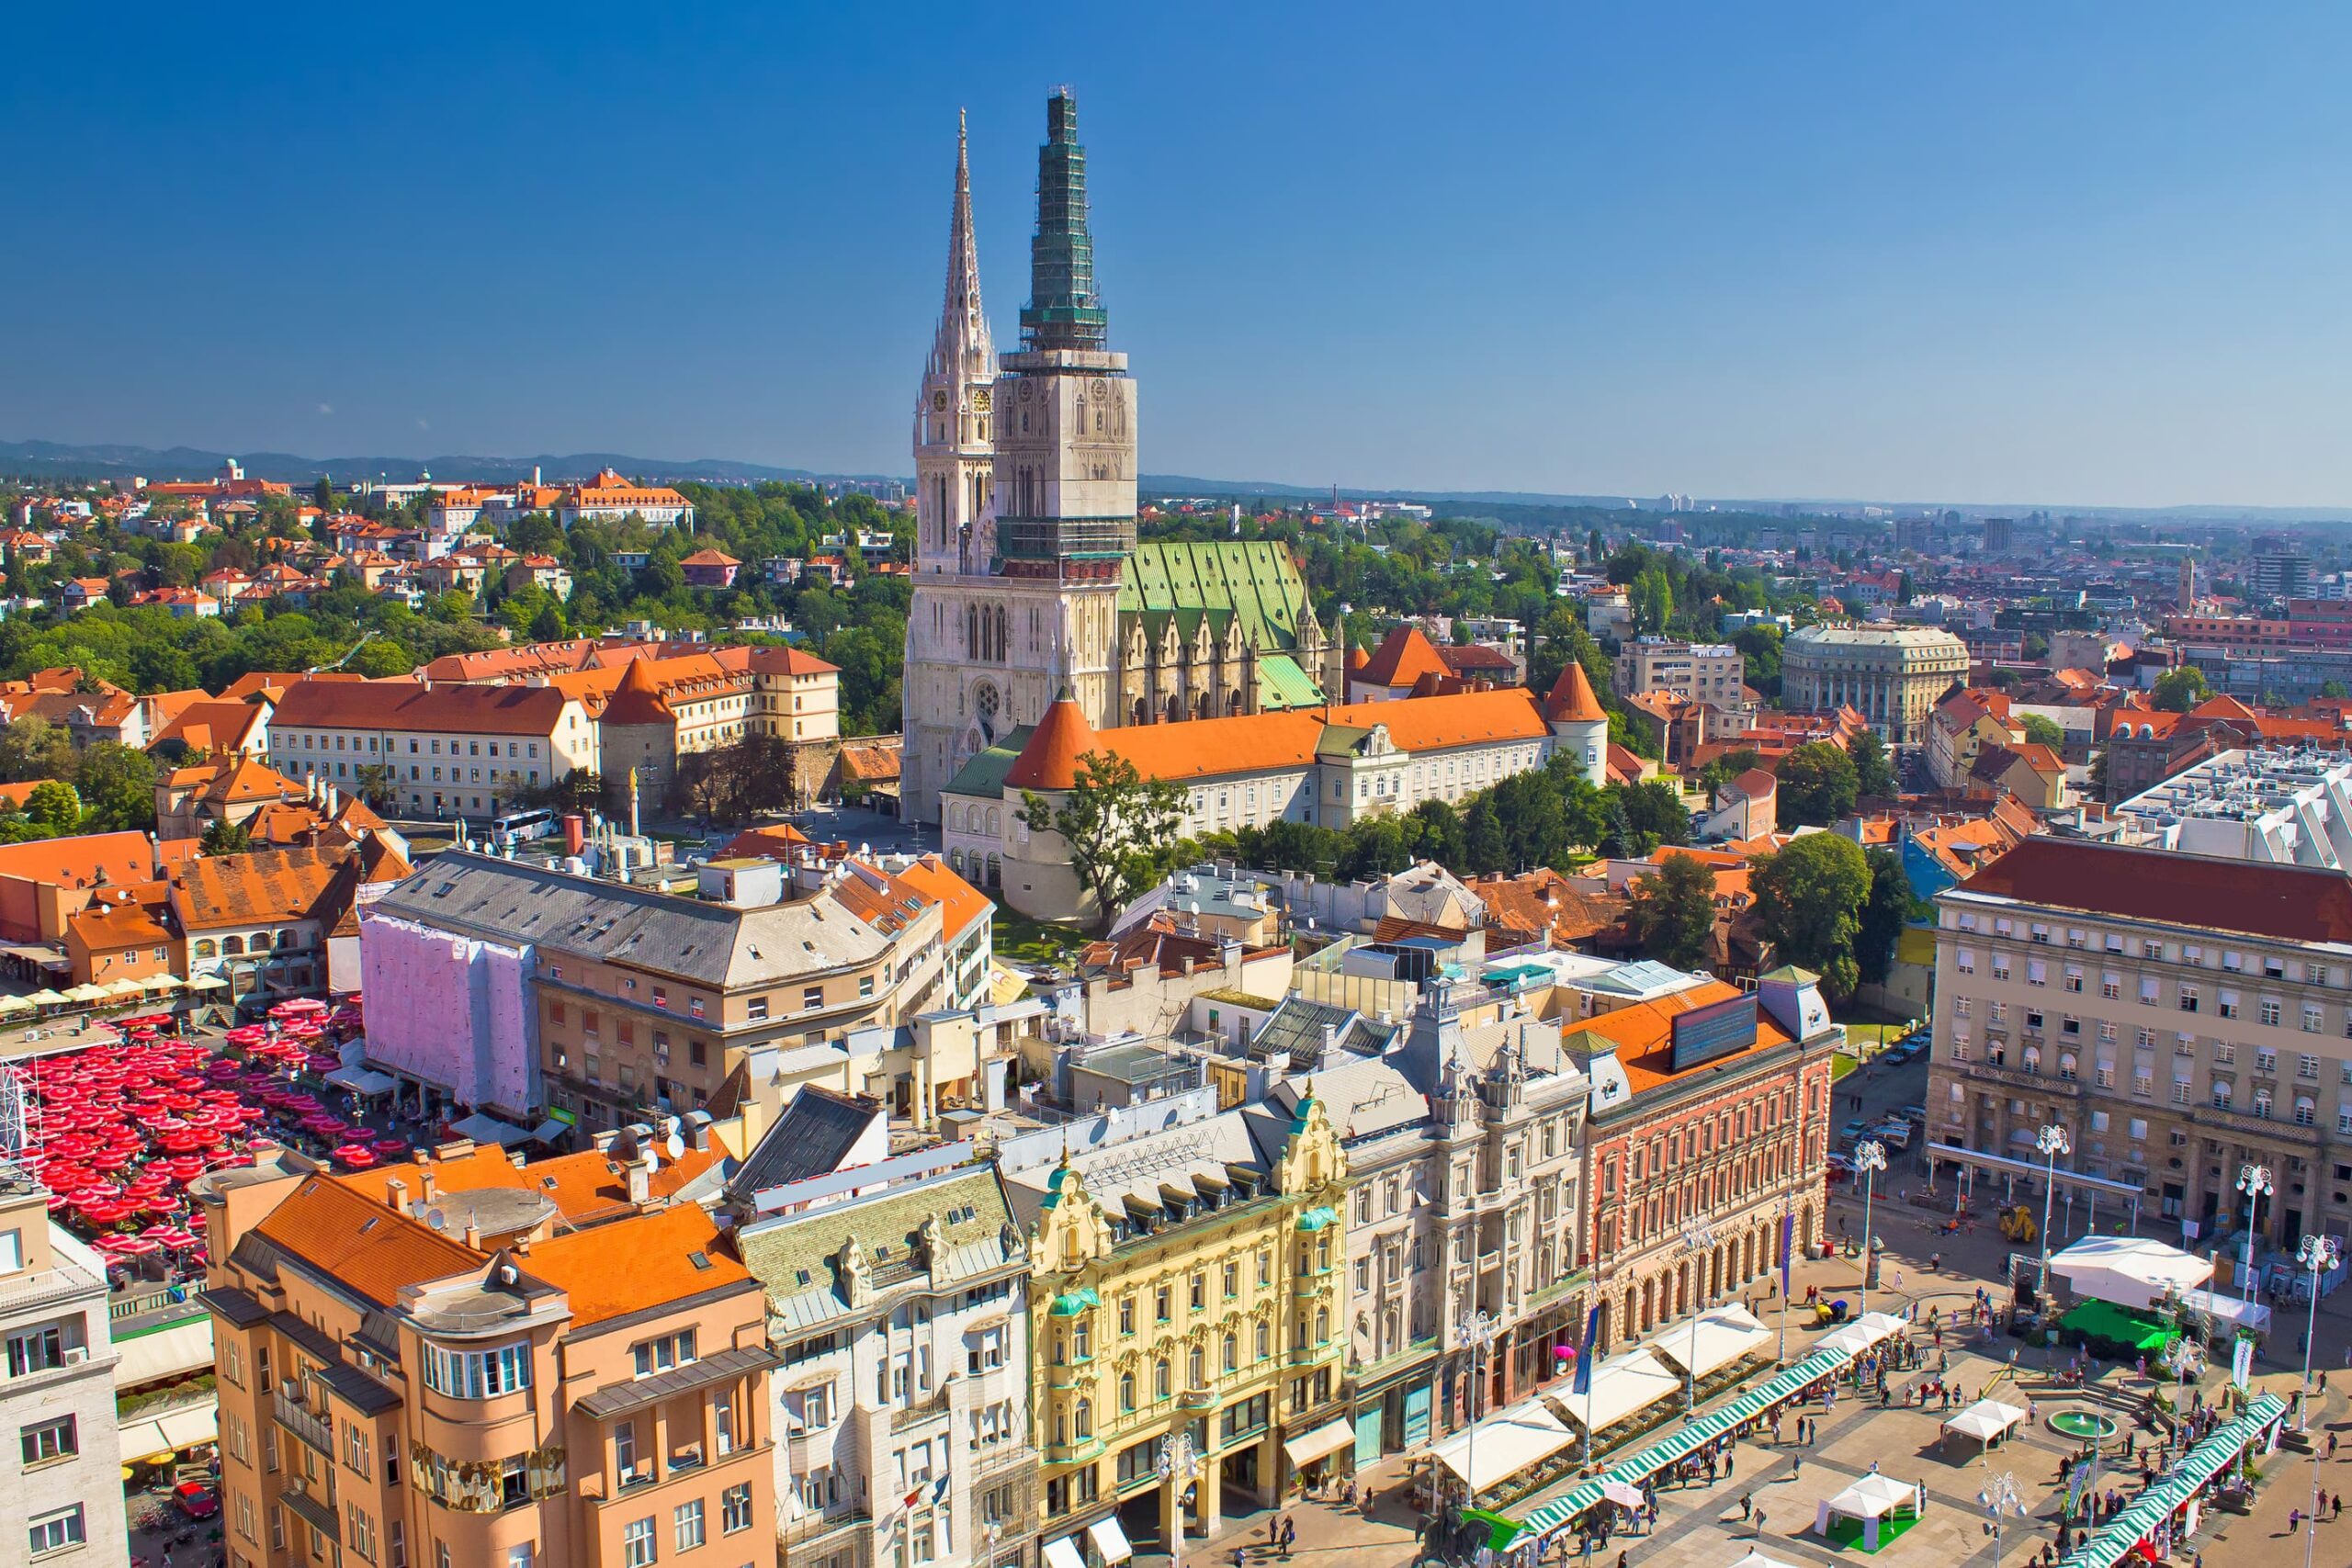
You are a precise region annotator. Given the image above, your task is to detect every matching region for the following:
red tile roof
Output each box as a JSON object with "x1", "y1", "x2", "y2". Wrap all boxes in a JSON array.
[
  {"x1": 520, "y1": 1201, "x2": 750, "y2": 1327},
  {"x1": 1357, "y1": 626, "x2": 1453, "y2": 689},
  {"x1": 1574, "y1": 978, "x2": 1795, "y2": 1095},
  {"x1": 1960, "y1": 838, "x2": 2352, "y2": 945},
  {"x1": 0, "y1": 831, "x2": 154, "y2": 890},
  {"x1": 253, "y1": 1175, "x2": 483, "y2": 1308},
  {"x1": 272, "y1": 678, "x2": 579, "y2": 737},
  {"x1": 1544, "y1": 661, "x2": 1608, "y2": 724},
  {"x1": 894, "y1": 853, "x2": 992, "y2": 942}
]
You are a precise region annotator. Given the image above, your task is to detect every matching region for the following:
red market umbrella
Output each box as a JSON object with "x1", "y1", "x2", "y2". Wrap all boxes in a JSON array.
[
  {"x1": 332, "y1": 1145, "x2": 379, "y2": 1169},
  {"x1": 372, "y1": 1136, "x2": 410, "y2": 1158}
]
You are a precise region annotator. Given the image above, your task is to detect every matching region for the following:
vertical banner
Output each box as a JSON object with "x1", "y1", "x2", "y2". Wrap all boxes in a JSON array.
[
  {"x1": 1780, "y1": 1212, "x2": 1795, "y2": 1295},
  {"x1": 1571, "y1": 1305, "x2": 1601, "y2": 1396}
]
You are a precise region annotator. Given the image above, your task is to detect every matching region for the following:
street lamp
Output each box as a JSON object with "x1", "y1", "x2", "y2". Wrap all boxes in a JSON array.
[
  {"x1": 2296, "y1": 1235, "x2": 2340, "y2": 1433},
  {"x1": 1978, "y1": 1472, "x2": 2027, "y2": 1568},
  {"x1": 1679, "y1": 1218, "x2": 1717, "y2": 1413},
  {"x1": 2035, "y1": 1123, "x2": 2070, "y2": 1298},
  {"x1": 2237, "y1": 1164, "x2": 2274, "y2": 1305},
  {"x1": 1454, "y1": 1308, "x2": 1498, "y2": 1506},
  {"x1": 1853, "y1": 1140, "x2": 1887, "y2": 1315},
  {"x1": 1156, "y1": 1427, "x2": 1200, "y2": 1568}
]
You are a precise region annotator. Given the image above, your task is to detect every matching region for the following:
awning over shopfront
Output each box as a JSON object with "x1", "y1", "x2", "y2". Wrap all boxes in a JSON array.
[
  {"x1": 1557, "y1": 1348, "x2": 1680, "y2": 1433},
  {"x1": 2056, "y1": 1393, "x2": 2283, "y2": 1568},
  {"x1": 118, "y1": 1400, "x2": 217, "y2": 1464},
  {"x1": 1283, "y1": 1418, "x2": 1358, "y2": 1468},
  {"x1": 1087, "y1": 1518, "x2": 1134, "y2": 1564},
  {"x1": 1044, "y1": 1538, "x2": 1087, "y2": 1568},
  {"x1": 325, "y1": 1065, "x2": 397, "y2": 1096},
  {"x1": 1429, "y1": 1397, "x2": 1578, "y2": 1494},
  {"x1": 1646, "y1": 1303, "x2": 1772, "y2": 1381},
  {"x1": 113, "y1": 1316, "x2": 214, "y2": 1389},
  {"x1": 447, "y1": 1112, "x2": 533, "y2": 1147}
]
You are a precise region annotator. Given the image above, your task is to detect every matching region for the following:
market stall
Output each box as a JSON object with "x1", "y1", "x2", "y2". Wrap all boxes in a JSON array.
[
  {"x1": 1939, "y1": 1398, "x2": 2027, "y2": 1452},
  {"x1": 1815, "y1": 1474, "x2": 1924, "y2": 1551}
]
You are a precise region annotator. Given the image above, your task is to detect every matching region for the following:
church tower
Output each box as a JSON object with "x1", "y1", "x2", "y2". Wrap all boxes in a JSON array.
[
  {"x1": 904, "y1": 89, "x2": 1136, "y2": 829},
  {"x1": 914, "y1": 110, "x2": 994, "y2": 579}
]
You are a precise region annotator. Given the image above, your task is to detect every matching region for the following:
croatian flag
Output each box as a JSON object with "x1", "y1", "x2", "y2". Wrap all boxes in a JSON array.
[
  {"x1": 1780, "y1": 1212, "x2": 1795, "y2": 1296},
  {"x1": 1571, "y1": 1305, "x2": 1602, "y2": 1395}
]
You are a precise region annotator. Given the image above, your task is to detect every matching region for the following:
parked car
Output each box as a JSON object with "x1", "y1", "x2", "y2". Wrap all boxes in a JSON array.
[
  {"x1": 1838, "y1": 1118, "x2": 1871, "y2": 1143},
  {"x1": 174, "y1": 1481, "x2": 220, "y2": 1520}
]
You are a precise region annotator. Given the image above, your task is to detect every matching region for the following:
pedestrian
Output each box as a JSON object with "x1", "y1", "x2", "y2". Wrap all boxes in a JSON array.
[
  {"x1": 1231, "y1": 1547, "x2": 1246, "y2": 1568},
  {"x1": 2334, "y1": 1495, "x2": 2342, "y2": 1521},
  {"x1": 1725, "y1": 1453, "x2": 1735, "y2": 1480},
  {"x1": 1740, "y1": 1495, "x2": 1752, "y2": 1522},
  {"x1": 1616, "y1": 1551, "x2": 1628, "y2": 1568},
  {"x1": 1268, "y1": 1519, "x2": 1280, "y2": 1551},
  {"x1": 2290, "y1": 1507, "x2": 2302, "y2": 1533},
  {"x1": 2330, "y1": 1433, "x2": 2340, "y2": 1460},
  {"x1": 1755, "y1": 1507, "x2": 1768, "y2": 1538}
]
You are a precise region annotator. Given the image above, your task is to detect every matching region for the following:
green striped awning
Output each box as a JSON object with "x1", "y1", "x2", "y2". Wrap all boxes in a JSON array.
[
  {"x1": 2055, "y1": 1394, "x2": 2283, "y2": 1568},
  {"x1": 1510, "y1": 1314, "x2": 1911, "y2": 1542}
]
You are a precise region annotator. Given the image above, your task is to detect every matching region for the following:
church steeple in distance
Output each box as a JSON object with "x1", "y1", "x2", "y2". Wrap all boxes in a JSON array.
[
  {"x1": 929, "y1": 107, "x2": 992, "y2": 384},
  {"x1": 1020, "y1": 87, "x2": 1109, "y2": 353}
]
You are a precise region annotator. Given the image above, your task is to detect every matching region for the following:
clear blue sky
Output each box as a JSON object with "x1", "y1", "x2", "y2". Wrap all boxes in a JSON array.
[{"x1": 9, "y1": 3, "x2": 2351, "y2": 508}]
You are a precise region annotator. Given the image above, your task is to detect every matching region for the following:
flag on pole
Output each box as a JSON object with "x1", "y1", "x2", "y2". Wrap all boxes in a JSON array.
[
  {"x1": 1571, "y1": 1304, "x2": 1601, "y2": 1395},
  {"x1": 1780, "y1": 1212, "x2": 1795, "y2": 1295}
]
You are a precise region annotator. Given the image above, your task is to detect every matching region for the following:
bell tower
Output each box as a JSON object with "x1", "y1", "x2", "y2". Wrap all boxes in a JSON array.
[{"x1": 914, "y1": 109, "x2": 995, "y2": 578}]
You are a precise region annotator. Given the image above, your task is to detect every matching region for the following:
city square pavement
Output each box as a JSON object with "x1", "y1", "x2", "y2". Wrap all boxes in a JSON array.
[{"x1": 1142, "y1": 1042, "x2": 2352, "y2": 1568}]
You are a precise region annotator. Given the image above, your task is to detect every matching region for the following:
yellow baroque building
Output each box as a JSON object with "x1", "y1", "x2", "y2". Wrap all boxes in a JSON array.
[{"x1": 1011, "y1": 1094, "x2": 1351, "y2": 1568}]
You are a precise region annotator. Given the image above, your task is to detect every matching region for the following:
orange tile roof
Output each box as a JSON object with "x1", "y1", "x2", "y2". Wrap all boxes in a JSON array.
[
  {"x1": 894, "y1": 853, "x2": 992, "y2": 942},
  {"x1": 718, "y1": 824, "x2": 812, "y2": 858},
  {"x1": 1008, "y1": 688, "x2": 1555, "y2": 790},
  {"x1": 1544, "y1": 661, "x2": 1608, "y2": 724},
  {"x1": 1357, "y1": 626, "x2": 1453, "y2": 689},
  {"x1": 66, "y1": 886, "x2": 174, "y2": 952},
  {"x1": 342, "y1": 1141, "x2": 724, "y2": 1226},
  {"x1": 520, "y1": 1201, "x2": 749, "y2": 1327},
  {"x1": 273, "y1": 678, "x2": 579, "y2": 736},
  {"x1": 597, "y1": 654, "x2": 677, "y2": 725},
  {"x1": 1577, "y1": 978, "x2": 1795, "y2": 1095},
  {"x1": 171, "y1": 843, "x2": 353, "y2": 931},
  {"x1": 0, "y1": 830, "x2": 154, "y2": 890},
  {"x1": 679, "y1": 548, "x2": 741, "y2": 568},
  {"x1": 253, "y1": 1174, "x2": 484, "y2": 1308}
]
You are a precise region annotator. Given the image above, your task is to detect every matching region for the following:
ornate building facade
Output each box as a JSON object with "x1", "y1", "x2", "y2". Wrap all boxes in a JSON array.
[{"x1": 902, "y1": 94, "x2": 1333, "y2": 825}]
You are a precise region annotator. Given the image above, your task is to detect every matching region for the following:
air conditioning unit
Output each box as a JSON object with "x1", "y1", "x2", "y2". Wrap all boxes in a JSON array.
[{"x1": 62, "y1": 1347, "x2": 89, "y2": 1366}]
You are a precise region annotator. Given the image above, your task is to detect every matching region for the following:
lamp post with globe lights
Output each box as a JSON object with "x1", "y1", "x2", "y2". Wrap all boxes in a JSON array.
[
  {"x1": 2034, "y1": 1123, "x2": 2069, "y2": 1297},
  {"x1": 1454, "y1": 1308, "x2": 1498, "y2": 1509},
  {"x1": 1978, "y1": 1471, "x2": 2028, "y2": 1568},
  {"x1": 1156, "y1": 1427, "x2": 1200, "y2": 1568},
  {"x1": 1679, "y1": 1219, "x2": 1717, "y2": 1414},
  {"x1": 2237, "y1": 1164, "x2": 2273, "y2": 1304},
  {"x1": 1853, "y1": 1139, "x2": 1886, "y2": 1314},
  {"x1": 2296, "y1": 1234, "x2": 2340, "y2": 1432}
]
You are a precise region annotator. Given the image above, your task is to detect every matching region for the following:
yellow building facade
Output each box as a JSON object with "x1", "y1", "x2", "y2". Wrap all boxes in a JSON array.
[{"x1": 1019, "y1": 1097, "x2": 1351, "y2": 1568}]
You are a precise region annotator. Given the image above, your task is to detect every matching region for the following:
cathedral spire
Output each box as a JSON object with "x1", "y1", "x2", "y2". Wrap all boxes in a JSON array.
[
  {"x1": 928, "y1": 107, "x2": 991, "y2": 383},
  {"x1": 1020, "y1": 87, "x2": 1109, "y2": 352}
]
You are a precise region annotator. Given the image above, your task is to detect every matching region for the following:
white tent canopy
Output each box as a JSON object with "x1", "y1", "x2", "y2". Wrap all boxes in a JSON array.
[
  {"x1": 1647, "y1": 1303, "x2": 1773, "y2": 1381},
  {"x1": 1816, "y1": 1311, "x2": 1909, "y2": 1359},
  {"x1": 1559, "y1": 1348, "x2": 1683, "y2": 1433},
  {"x1": 1427, "y1": 1396, "x2": 1577, "y2": 1494},
  {"x1": 2179, "y1": 1287, "x2": 2272, "y2": 1335},
  {"x1": 1941, "y1": 1398, "x2": 2027, "y2": 1448},
  {"x1": 1724, "y1": 1554, "x2": 1804, "y2": 1568},
  {"x1": 2048, "y1": 1235, "x2": 2213, "y2": 1311},
  {"x1": 447, "y1": 1112, "x2": 534, "y2": 1148},
  {"x1": 1815, "y1": 1474, "x2": 1924, "y2": 1550}
]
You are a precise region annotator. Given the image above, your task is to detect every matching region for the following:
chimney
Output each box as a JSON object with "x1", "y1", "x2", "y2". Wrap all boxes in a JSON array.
[
  {"x1": 624, "y1": 1155, "x2": 651, "y2": 1207},
  {"x1": 463, "y1": 1219, "x2": 481, "y2": 1251},
  {"x1": 384, "y1": 1178, "x2": 408, "y2": 1212},
  {"x1": 419, "y1": 1167, "x2": 436, "y2": 1203}
]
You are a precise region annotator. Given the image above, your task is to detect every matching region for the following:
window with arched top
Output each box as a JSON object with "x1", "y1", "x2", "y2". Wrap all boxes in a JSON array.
[
  {"x1": 220, "y1": 936, "x2": 244, "y2": 956},
  {"x1": 1073, "y1": 1398, "x2": 1091, "y2": 1440},
  {"x1": 193, "y1": 939, "x2": 217, "y2": 959}
]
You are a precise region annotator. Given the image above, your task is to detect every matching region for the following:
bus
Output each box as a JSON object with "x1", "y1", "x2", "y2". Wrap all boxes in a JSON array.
[{"x1": 489, "y1": 807, "x2": 559, "y2": 850}]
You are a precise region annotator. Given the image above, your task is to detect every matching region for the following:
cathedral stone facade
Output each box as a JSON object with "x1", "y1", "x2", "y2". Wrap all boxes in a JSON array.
[{"x1": 901, "y1": 93, "x2": 1335, "y2": 825}]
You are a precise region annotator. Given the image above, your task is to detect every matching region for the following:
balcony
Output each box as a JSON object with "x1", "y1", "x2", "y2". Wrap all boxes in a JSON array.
[
  {"x1": 2196, "y1": 1104, "x2": 2324, "y2": 1148},
  {"x1": 780, "y1": 1506, "x2": 872, "y2": 1552},
  {"x1": 1951, "y1": 1061, "x2": 2081, "y2": 1097},
  {"x1": 1177, "y1": 1385, "x2": 1218, "y2": 1410},
  {"x1": 272, "y1": 1385, "x2": 334, "y2": 1457}
]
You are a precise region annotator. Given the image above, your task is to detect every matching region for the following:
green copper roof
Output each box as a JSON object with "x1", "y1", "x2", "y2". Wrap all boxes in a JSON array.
[
  {"x1": 1295, "y1": 1204, "x2": 1340, "y2": 1232},
  {"x1": 1048, "y1": 1284, "x2": 1101, "y2": 1317},
  {"x1": 1119, "y1": 541, "x2": 1310, "y2": 652},
  {"x1": 1020, "y1": 90, "x2": 1109, "y2": 352},
  {"x1": 1257, "y1": 653, "x2": 1325, "y2": 710},
  {"x1": 942, "y1": 727, "x2": 1032, "y2": 800}
]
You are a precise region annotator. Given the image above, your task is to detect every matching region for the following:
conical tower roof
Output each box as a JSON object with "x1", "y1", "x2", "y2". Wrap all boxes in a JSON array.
[
  {"x1": 602, "y1": 654, "x2": 677, "y2": 726},
  {"x1": 1019, "y1": 89, "x2": 1109, "y2": 352},
  {"x1": 1544, "y1": 660, "x2": 1608, "y2": 724},
  {"x1": 1004, "y1": 694, "x2": 1097, "y2": 791}
]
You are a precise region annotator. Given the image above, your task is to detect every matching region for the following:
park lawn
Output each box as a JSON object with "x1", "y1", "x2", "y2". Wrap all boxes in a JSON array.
[
  {"x1": 1831, "y1": 1051, "x2": 1860, "y2": 1082},
  {"x1": 996, "y1": 912, "x2": 1087, "y2": 969}
]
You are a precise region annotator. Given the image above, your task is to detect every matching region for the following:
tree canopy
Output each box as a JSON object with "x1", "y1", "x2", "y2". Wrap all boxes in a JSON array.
[
  {"x1": 1751, "y1": 832, "x2": 1872, "y2": 998},
  {"x1": 1775, "y1": 740, "x2": 1860, "y2": 827},
  {"x1": 1626, "y1": 852, "x2": 1718, "y2": 970}
]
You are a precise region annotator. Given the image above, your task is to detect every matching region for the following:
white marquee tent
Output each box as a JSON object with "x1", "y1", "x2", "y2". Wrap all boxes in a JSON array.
[
  {"x1": 1815, "y1": 1474, "x2": 1924, "y2": 1550},
  {"x1": 1940, "y1": 1398, "x2": 2027, "y2": 1451},
  {"x1": 1816, "y1": 1311, "x2": 1910, "y2": 1359},
  {"x1": 1647, "y1": 1303, "x2": 1774, "y2": 1381},
  {"x1": 1723, "y1": 1553, "x2": 1804, "y2": 1568},
  {"x1": 2178, "y1": 1286, "x2": 2272, "y2": 1335},
  {"x1": 2047, "y1": 1235, "x2": 2213, "y2": 1312},
  {"x1": 1558, "y1": 1348, "x2": 1683, "y2": 1433},
  {"x1": 1427, "y1": 1396, "x2": 1577, "y2": 1495}
]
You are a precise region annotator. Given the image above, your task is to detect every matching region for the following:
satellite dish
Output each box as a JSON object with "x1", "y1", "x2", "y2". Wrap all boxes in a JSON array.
[
  {"x1": 645, "y1": 1145, "x2": 662, "y2": 1175},
  {"x1": 665, "y1": 1132, "x2": 684, "y2": 1161}
]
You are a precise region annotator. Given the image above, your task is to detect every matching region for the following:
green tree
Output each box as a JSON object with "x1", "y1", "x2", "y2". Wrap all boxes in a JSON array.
[
  {"x1": 1016, "y1": 750, "x2": 1190, "y2": 930},
  {"x1": 1611, "y1": 779, "x2": 1690, "y2": 852},
  {"x1": 1630, "y1": 567, "x2": 1674, "y2": 636},
  {"x1": 1731, "y1": 624, "x2": 1782, "y2": 695},
  {"x1": 74, "y1": 742, "x2": 155, "y2": 831},
  {"x1": 199, "y1": 818, "x2": 254, "y2": 856},
  {"x1": 2019, "y1": 713, "x2": 2065, "y2": 750},
  {"x1": 1625, "y1": 852, "x2": 1718, "y2": 970},
  {"x1": 1699, "y1": 747, "x2": 1765, "y2": 799},
  {"x1": 1776, "y1": 740, "x2": 1860, "y2": 827},
  {"x1": 1750, "y1": 832, "x2": 1872, "y2": 998},
  {"x1": 2088, "y1": 747, "x2": 2113, "y2": 800},
  {"x1": 1407, "y1": 797, "x2": 1465, "y2": 870},
  {"x1": 22, "y1": 780, "x2": 80, "y2": 834},
  {"x1": 1463, "y1": 796, "x2": 1510, "y2": 875},
  {"x1": 2320, "y1": 680, "x2": 2350, "y2": 701},
  {"x1": 2152, "y1": 667, "x2": 2210, "y2": 713},
  {"x1": 0, "y1": 716, "x2": 73, "y2": 783},
  {"x1": 1848, "y1": 728, "x2": 1896, "y2": 798},
  {"x1": 1856, "y1": 846, "x2": 1920, "y2": 987},
  {"x1": 312, "y1": 478, "x2": 335, "y2": 513}
]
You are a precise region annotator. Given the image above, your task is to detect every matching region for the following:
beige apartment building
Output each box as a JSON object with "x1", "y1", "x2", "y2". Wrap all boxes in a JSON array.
[
  {"x1": 1612, "y1": 637, "x2": 1745, "y2": 707},
  {"x1": 1928, "y1": 837, "x2": 2352, "y2": 1253},
  {"x1": 197, "y1": 1142, "x2": 776, "y2": 1568},
  {"x1": 1780, "y1": 625, "x2": 1968, "y2": 745},
  {"x1": 0, "y1": 1168, "x2": 127, "y2": 1567}
]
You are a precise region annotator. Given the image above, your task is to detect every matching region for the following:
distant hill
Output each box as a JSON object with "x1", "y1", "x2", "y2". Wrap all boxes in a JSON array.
[{"x1": 0, "y1": 439, "x2": 896, "y2": 489}]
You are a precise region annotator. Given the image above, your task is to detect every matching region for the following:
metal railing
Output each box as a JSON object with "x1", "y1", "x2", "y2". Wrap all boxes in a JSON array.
[{"x1": 272, "y1": 1387, "x2": 334, "y2": 1457}]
